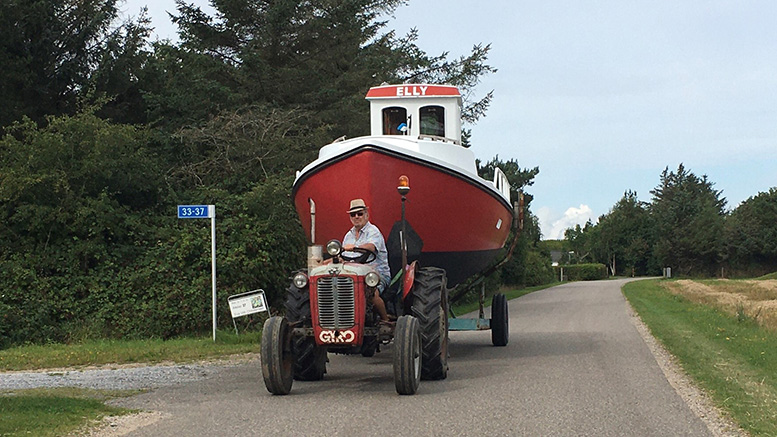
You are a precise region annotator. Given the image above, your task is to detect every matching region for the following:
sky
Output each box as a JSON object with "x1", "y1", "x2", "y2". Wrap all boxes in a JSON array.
[{"x1": 121, "y1": 0, "x2": 777, "y2": 239}]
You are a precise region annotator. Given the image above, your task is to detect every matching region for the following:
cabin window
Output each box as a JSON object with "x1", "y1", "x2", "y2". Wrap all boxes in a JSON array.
[
  {"x1": 420, "y1": 105, "x2": 445, "y2": 137},
  {"x1": 382, "y1": 107, "x2": 408, "y2": 135}
]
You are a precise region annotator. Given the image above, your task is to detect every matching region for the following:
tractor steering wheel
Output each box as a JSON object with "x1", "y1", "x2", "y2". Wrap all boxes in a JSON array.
[{"x1": 340, "y1": 247, "x2": 377, "y2": 264}]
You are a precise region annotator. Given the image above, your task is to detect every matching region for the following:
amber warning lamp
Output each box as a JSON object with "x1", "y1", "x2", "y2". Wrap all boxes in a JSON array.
[{"x1": 397, "y1": 175, "x2": 410, "y2": 196}]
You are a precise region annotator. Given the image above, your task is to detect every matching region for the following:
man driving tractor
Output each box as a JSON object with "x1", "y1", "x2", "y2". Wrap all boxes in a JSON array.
[{"x1": 341, "y1": 198, "x2": 392, "y2": 322}]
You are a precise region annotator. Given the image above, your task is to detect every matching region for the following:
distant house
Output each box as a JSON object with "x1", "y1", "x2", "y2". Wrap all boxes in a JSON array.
[{"x1": 550, "y1": 250, "x2": 563, "y2": 267}]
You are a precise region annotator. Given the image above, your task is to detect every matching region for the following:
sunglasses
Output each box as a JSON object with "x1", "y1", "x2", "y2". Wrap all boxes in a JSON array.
[{"x1": 349, "y1": 211, "x2": 365, "y2": 217}]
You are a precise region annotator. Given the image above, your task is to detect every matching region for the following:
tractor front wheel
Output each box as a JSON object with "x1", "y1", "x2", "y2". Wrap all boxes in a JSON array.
[
  {"x1": 393, "y1": 315, "x2": 422, "y2": 395},
  {"x1": 285, "y1": 281, "x2": 327, "y2": 380},
  {"x1": 261, "y1": 316, "x2": 294, "y2": 395}
]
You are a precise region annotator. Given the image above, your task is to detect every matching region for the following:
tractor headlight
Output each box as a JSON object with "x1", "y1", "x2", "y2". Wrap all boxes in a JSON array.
[
  {"x1": 326, "y1": 239, "x2": 342, "y2": 256},
  {"x1": 365, "y1": 271, "x2": 380, "y2": 288},
  {"x1": 293, "y1": 272, "x2": 308, "y2": 289}
]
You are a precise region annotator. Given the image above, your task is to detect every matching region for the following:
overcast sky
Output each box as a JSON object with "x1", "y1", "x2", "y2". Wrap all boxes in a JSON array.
[{"x1": 122, "y1": 0, "x2": 777, "y2": 239}]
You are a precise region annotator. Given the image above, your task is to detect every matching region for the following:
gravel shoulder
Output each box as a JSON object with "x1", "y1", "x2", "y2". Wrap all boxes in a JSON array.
[{"x1": 0, "y1": 354, "x2": 259, "y2": 391}]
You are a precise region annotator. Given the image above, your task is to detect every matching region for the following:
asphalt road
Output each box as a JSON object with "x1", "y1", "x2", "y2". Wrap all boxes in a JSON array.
[{"x1": 114, "y1": 278, "x2": 712, "y2": 436}]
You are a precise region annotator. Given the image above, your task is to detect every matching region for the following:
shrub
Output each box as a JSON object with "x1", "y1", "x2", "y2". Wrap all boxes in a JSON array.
[{"x1": 553, "y1": 263, "x2": 608, "y2": 281}]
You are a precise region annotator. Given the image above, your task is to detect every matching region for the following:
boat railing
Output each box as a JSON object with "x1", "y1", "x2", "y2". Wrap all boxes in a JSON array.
[
  {"x1": 493, "y1": 167, "x2": 511, "y2": 203},
  {"x1": 418, "y1": 134, "x2": 461, "y2": 146}
]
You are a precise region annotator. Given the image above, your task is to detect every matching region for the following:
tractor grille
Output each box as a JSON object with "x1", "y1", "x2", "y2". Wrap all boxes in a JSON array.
[{"x1": 316, "y1": 276, "x2": 355, "y2": 329}]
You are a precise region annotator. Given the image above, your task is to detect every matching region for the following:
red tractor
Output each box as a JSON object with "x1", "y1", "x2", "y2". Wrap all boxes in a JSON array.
[{"x1": 260, "y1": 175, "x2": 517, "y2": 395}]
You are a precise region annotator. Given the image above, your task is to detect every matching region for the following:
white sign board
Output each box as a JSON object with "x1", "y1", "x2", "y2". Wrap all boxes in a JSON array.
[{"x1": 228, "y1": 290, "x2": 268, "y2": 318}]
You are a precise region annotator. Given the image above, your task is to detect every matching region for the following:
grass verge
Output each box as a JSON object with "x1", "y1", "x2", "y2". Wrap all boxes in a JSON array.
[
  {"x1": 0, "y1": 329, "x2": 261, "y2": 372},
  {"x1": 623, "y1": 279, "x2": 777, "y2": 436},
  {"x1": 0, "y1": 387, "x2": 137, "y2": 437}
]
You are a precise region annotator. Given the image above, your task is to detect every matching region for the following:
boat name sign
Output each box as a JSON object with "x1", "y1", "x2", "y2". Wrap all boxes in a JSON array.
[
  {"x1": 396, "y1": 85, "x2": 428, "y2": 96},
  {"x1": 366, "y1": 84, "x2": 460, "y2": 98}
]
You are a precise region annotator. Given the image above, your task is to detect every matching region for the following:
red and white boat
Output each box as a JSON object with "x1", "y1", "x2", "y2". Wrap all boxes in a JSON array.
[{"x1": 293, "y1": 84, "x2": 513, "y2": 286}]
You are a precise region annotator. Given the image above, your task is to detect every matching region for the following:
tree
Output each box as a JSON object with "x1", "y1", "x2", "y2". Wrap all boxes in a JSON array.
[
  {"x1": 650, "y1": 164, "x2": 726, "y2": 276},
  {"x1": 0, "y1": 0, "x2": 153, "y2": 128},
  {"x1": 148, "y1": 0, "x2": 496, "y2": 136},
  {"x1": 592, "y1": 191, "x2": 652, "y2": 276},
  {"x1": 475, "y1": 157, "x2": 545, "y2": 286},
  {"x1": 724, "y1": 188, "x2": 777, "y2": 276},
  {"x1": 477, "y1": 156, "x2": 539, "y2": 205}
]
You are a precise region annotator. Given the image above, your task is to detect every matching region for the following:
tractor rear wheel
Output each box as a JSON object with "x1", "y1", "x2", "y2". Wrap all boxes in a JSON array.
[
  {"x1": 393, "y1": 315, "x2": 421, "y2": 395},
  {"x1": 410, "y1": 267, "x2": 449, "y2": 380},
  {"x1": 491, "y1": 293, "x2": 509, "y2": 346},
  {"x1": 261, "y1": 316, "x2": 293, "y2": 395},
  {"x1": 285, "y1": 281, "x2": 327, "y2": 380}
]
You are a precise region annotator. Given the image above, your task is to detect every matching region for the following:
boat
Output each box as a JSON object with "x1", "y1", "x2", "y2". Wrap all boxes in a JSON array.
[{"x1": 292, "y1": 84, "x2": 513, "y2": 286}]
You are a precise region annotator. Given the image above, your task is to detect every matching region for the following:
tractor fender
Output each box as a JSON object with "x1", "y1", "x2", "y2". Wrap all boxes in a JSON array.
[{"x1": 401, "y1": 261, "x2": 418, "y2": 300}]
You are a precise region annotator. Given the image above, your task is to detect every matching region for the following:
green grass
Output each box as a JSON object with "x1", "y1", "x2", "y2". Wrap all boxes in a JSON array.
[
  {"x1": 757, "y1": 271, "x2": 777, "y2": 280},
  {"x1": 451, "y1": 282, "x2": 558, "y2": 316},
  {"x1": 0, "y1": 329, "x2": 261, "y2": 372},
  {"x1": 623, "y1": 279, "x2": 777, "y2": 436},
  {"x1": 0, "y1": 388, "x2": 136, "y2": 437}
]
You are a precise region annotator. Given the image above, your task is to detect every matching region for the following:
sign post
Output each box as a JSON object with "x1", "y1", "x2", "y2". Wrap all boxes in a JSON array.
[{"x1": 178, "y1": 205, "x2": 217, "y2": 341}]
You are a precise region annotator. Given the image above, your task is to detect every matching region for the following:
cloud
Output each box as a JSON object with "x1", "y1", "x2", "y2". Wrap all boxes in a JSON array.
[{"x1": 538, "y1": 204, "x2": 596, "y2": 240}]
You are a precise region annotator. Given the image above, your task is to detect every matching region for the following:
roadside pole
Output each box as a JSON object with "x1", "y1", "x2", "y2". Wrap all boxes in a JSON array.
[
  {"x1": 211, "y1": 206, "x2": 217, "y2": 341},
  {"x1": 177, "y1": 204, "x2": 218, "y2": 341}
]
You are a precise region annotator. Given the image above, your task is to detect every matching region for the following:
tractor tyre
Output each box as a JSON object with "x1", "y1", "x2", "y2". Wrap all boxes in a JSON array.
[
  {"x1": 491, "y1": 293, "x2": 509, "y2": 347},
  {"x1": 410, "y1": 267, "x2": 449, "y2": 380},
  {"x1": 393, "y1": 315, "x2": 422, "y2": 395},
  {"x1": 285, "y1": 280, "x2": 327, "y2": 381},
  {"x1": 261, "y1": 316, "x2": 293, "y2": 395}
]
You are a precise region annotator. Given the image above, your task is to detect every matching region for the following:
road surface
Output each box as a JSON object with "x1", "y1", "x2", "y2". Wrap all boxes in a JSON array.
[{"x1": 113, "y1": 279, "x2": 714, "y2": 436}]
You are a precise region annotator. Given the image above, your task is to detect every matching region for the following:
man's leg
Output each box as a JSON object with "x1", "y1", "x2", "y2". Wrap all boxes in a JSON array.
[{"x1": 372, "y1": 294, "x2": 390, "y2": 321}]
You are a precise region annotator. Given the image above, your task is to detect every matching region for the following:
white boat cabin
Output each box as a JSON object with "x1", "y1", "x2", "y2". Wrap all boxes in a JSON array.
[{"x1": 365, "y1": 84, "x2": 463, "y2": 145}]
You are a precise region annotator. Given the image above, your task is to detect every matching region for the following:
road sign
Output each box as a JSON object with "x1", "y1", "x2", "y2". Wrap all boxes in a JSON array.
[
  {"x1": 177, "y1": 204, "x2": 217, "y2": 341},
  {"x1": 178, "y1": 205, "x2": 214, "y2": 219}
]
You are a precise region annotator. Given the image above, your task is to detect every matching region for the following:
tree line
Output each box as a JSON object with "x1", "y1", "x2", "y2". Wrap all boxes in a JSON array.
[
  {"x1": 564, "y1": 164, "x2": 777, "y2": 278},
  {"x1": 0, "y1": 0, "x2": 542, "y2": 347}
]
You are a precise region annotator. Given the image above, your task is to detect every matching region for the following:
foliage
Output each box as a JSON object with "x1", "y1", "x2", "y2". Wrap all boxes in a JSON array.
[
  {"x1": 0, "y1": 112, "x2": 305, "y2": 347},
  {"x1": 553, "y1": 263, "x2": 608, "y2": 281},
  {"x1": 148, "y1": 0, "x2": 497, "y2": 137},
  {"x1": 650, "y1": 164, "x2": 726, "y2": 276},
  {"x1": 477, "y1": 156, "x2": 539, "y2": 205},
  {"x1": 0, "y1": 0, "x2": 153, "y2": 128},
  {"x1": 0, "y1": 0, "x2": 522, "y2": 347},
  {"x1": 592, "y1": 191, "x2": 653, "y2": 276},
  {"x1": 475, "y1": 157, "x2": 548, "y2": 287},
  {"x1": 562, "y1": 165, "x2": 774, "y2": 279},
  {"x1": 725, "y1": 188, "x2": 777, "y2": 276}
]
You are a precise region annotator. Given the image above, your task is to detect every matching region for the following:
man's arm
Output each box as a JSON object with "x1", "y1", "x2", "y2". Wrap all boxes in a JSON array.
[{"x1": 343, "y1": 243, "x2": 377, "y2": 252}]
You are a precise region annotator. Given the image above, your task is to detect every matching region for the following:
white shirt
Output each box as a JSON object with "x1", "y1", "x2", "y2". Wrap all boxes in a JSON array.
[{"x1": 343, "y1": 221, "x2": 391, "y2": 286}]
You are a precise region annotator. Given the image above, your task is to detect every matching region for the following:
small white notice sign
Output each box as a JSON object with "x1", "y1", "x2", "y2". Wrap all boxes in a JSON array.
[{"x1": 228, "y1": 290, "x2": 268, "y2": 318}]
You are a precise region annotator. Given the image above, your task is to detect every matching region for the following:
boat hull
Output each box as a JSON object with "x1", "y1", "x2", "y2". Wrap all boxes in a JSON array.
[{"x1": 293, "y1": 144, "x2": 512, "y2": 286}]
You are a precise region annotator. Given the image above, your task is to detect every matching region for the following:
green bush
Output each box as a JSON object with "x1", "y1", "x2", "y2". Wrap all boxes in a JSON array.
[
  {"x1": 0, "y1": 114, "x2": 306, "y2": 348},
  {"x1": 553, "y1": 263, "x2": 608, "y2": 281},
  {"x1": 522, "y1": 251, "x2": 555, "y2": 286}
]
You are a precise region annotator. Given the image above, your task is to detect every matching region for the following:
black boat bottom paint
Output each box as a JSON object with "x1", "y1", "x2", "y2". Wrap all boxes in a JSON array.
[{"x1": 419, "y1": 248, "x2": 503, "y2": 287}]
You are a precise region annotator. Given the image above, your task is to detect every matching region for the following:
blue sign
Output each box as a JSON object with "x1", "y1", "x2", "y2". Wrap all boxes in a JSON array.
[{"x1": 178, "y1": 205, "x2": 213, "y2": 219}]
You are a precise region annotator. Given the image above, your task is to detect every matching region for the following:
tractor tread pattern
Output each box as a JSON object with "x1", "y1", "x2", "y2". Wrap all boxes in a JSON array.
[
  {"x1": 410, "y1": 266, "x2": 449, "y2": 380},
  {"x1": 284, "y1": 281, "x2": 326, "y2": 381}
]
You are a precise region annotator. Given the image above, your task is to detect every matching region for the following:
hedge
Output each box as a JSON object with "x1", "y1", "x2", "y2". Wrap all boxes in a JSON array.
[{"x1": 553, "y1": 263, "x2": 608, "y2": 281}]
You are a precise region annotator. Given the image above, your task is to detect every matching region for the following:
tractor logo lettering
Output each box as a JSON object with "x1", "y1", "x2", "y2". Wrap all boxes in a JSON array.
[{"x1": 319, "y1": 329, "x2": 355, "y2": 344}]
